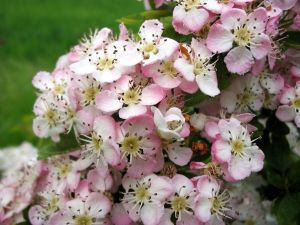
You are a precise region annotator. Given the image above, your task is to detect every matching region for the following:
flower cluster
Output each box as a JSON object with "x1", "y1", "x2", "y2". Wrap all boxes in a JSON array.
[{"x1": 2, "y1": 0, "x2": 300, "y2": 224}]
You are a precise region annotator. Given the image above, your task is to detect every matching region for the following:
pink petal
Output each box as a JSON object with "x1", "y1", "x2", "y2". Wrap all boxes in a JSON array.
[
  {"x1": 141, "y1": 84, "x2": 165, "y2": 105},
  {"x1": 174, "y1": 58, "x2": 195, "y2": 82},
  {"x1": 93, "y1": 115, "x2": 116, "y2": 140},
  {"x1": 32, "y1": 71, "x2": 53, "y2": 91},
  {"x1": 224, "y1": 46, "x2": 254, "y2": 74},
  {"x1": 167, "y1": 143, "x2": 193, "y2": 166},
  {"x1": 111, "y1": 204, "x2": 133, "y2": 225},
  {"x1": 207, "y1": 24, "x2": 234, "y2": 53},
  {"x1": 119, "y1": 104, "x2": 147, "y2": 119},
  {"x1": 103, "y1": 141, "x2": 120, "y2": 166},
  {"x1": 276, "y1": 105, "x2": 296, "y2": 122},
  {"x1": 196, "y1": 71, "x2": 220, "y2": 97},
  {"x1": 140, "y1": 204, "x2": 164, "y2": 225},
  {"x1": 96, "y1": 90, "x2": 122, "y2": 113},
  {"x1": 172, "y1": 174, "x2": 194, "y2": 195},
  {"x1": 139, "y1": 19, "x2": 163, "y2": 42},
  {"x1": 228, "y1": 156, "x2": 252, "y2": 180},
  {"x1": 195, "y1": 198, "x2": 212, "y2": 223},
  {"x1": 184, "y1": 8, "x2": 210, "y2": 32},
  {"x1": 85, "y1": 192, "x2": 111, "y2": 218},
  {"x1": 221, "y1": 8, "x2": 247, "y2": 30},
  {"x1": 211, "y1": 139, "x2": 232, "y2": 163},
  {"x1": 250, "y1": 33, "x2": 271, "y2": 60}
]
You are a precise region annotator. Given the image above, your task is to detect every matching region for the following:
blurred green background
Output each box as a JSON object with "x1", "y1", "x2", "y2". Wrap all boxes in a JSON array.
[{"x1": 0, "y1": 0, "x2": 143, "y2": 147}]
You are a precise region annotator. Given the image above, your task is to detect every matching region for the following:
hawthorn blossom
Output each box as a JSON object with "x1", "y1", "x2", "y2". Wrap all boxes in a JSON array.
[
  {"x1": 32, "y1": 93, "x2": 66, "y2": 141},
  {"x1": 174, "y1": 38, "x2": 220, "y2": 97},
  {"x1": 48, "y1": 192, "x2": 111, "y2": 225},
  {"x1": 121, "y1": 174, "x2": 173, "y2": 225},
  {"x1": 207, "y1": 7, "x2": 271, "y2": 74},
  {"x1": 32, "y1": 69, "x2": 72, "y2": 100},
  {"x1": 117, "y1": 115, "x2": 161, "y2": 165},
  {"x1": 138, "y1": 20, "x2": 179, "y2": 65},
  {"x1": 220, "y1": 75, "x2": 265, "y2": 113},
  {"x1": 194, "y1": 175, "x2": 231, "y2": 223},
  {"x1": 276, "y1": 81, "x2": 300, "y2": 127},
  {"x1": 68, "y1": 28, "x2": 112, "y2": 62},
  {"x1": 75, "y1": 115, "x2": 120, "y2": 170},
  {"x1": 172, "y1": 0, "x2": 213, "y2": 35},
  {"x1": 212, "y1": 118, "x2": 265, "y2": 180},
  {"x1": 96, "y1": 74, "x2": 165, "y2": 119},
  {"x1": 163, "y1": 175, "x2": 199, "y2": 224},
  {"x1": 70, "y1": 40, "x2": 142, "y2": 83}
]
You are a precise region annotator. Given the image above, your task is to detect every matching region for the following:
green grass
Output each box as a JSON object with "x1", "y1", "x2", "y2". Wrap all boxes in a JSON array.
[{"x1": 0, "y1": 0, "x2": 143, "y2": 147}]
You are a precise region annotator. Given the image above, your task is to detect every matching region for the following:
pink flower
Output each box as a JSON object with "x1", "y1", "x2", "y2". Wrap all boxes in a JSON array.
[
  {"x1": 75, "y1": 115, "x2": 120, "y2": 170},
  {"x1": 48, "y1": 192, "x2": 111, "y2": 225},
  {"x1": 32, "y1": 69, "x2": 72, "y2": 99},
  {"x1": 207, "y1": 8, "x2": 271, "y2": 74},
  {"x1": 70, "y1": 40, "x2": 142, "y2": 83},
  {"x1": 68, "y1": 28, "x2": 112, "y2": 62},
  {"x1": 117, "y1": 115, "x2": 162, "y2": 165},
  {"x1": 138, "y1": 20, "x2": 179, "y2": 65},
  {"x1": 276, "y1": 81, "x2": 300, "y2": 127},
  {"x1": 32, "y1": 93, "x2": 66, "y2": 141},
  {"x1": 172, "y1": 0, "x2": 212, "y2": 35},
  {"x1": 121, "y1": 174, "x2": 173, "y2": 225},
  {"x1": 174, "y1": 38, "x2": 220, "y2": 97},
  {"x1": 220, "y1": 75, "x2": 264, "y2": 113},
  {"x1": 152, "y1": 106, "x2": 188, "y2": 140},
  {"x1": 164, "y1": 175, "x2": 199, "y2": 223},
  {"x1": 212, "y1": 118, "x2": 265, "y2": 180},
  {"x1": 194, "y1": 175, "x2": 230, "y2": 223},
  {"x1": 96, "y1": 74, "x2": 165, "y2": 119}
]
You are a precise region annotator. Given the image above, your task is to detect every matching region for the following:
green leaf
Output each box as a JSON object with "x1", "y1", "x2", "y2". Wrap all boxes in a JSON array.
[
  {"x1": 285, "y1": 31, "x2": 300, "y2": 50},
  {"x1": 184, "y1": 91, "x2": 209, "y2": 107},
  {"x1": 287, "y1": 160, "x2": 300, "y2": 191},
  {"x1": 266, "y1": 115, "x2": 290, "y2": 135},
  {"x1": 38, "y1": 130, "x2": 80, "y2": 160},
  {"x1": 274, "y1": 193, "x2": 300, "y2": 225},
  {"x1": 117, "y1": 9, "x2": 171, "y2": 26}
]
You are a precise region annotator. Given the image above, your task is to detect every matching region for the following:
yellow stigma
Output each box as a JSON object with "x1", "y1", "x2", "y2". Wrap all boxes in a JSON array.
[
  {"x1": 53, "y1": 84, "x2": 65, "y2": 95},
  {"x1": 167, "y1": 120, "x2": 182, "y2": 130},
  {"x1": 161, "y1": 61, "x2": 178, "y2": 77},
  {"x1": 135, "y1": 185, "x2": 150, "y2": 203},
  {"x1": 142, "y1": 42, "x2": 159, "y2": 59},
  {"x1": 182, "y1": 0, "x2": 201, "y2": 10},
  {"x1": 123, "y1": 88, "x2": 141, "y2": 105},
  {"x1": 231, "y1": 139, "x2": 244, "y2": 155},
  {"x1": 122, "y1": 135, "x2": 140, "y2": 155},
  {"x1": 91, "y1": 132, "x2": 103, "y2": 153},
  {"x1": 75, "y1": 215, "x2": 92, "y2": 225},
  {"x1": 48, "y1": 195, "x2": 59, "y2": 213},
  {"x1": 44, "y1": 109, "x2": 58, "y2": 126},
  {"x1": 57, "y1": 163, "x2": 71, "y2": 178},
  {"x1": 171, "y1": 196, "x2": 188, "y2": 213},
  {"x1": 97, "y1": 57, "x2": 115, "y2": 70},
  {"x1": 83, "y1": 86, "x2": 99, "y2": 105},
  {"x1": 238, "y1": 91, "x2": 251, "y2": 106},
  {"x1": 193, "y1": 60, "x2": 206, "y2": 75},
  {"x1": 293, "y1": 97, "x2": 300, "y2": 110},
  {"x1": 234, "y1": 27, "x2": 251, "y2": 46}
]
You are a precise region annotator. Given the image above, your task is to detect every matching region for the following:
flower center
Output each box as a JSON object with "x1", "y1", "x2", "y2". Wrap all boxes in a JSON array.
[
  {"x1": 135, "y1": 185, "x2": 150, "y2": 203},
  {"x1": 238, "y1": 91, "x2": 251, "y2": 106},
  {"x1": 121, "y1": 135, "x2": 141, "y2": 156},
  {"x1": 217, "y1": 0, "x2": 229, "y2": 3},
  {"x1": 75, "y1": 215, "x2": 92, "y2": 225},
  {"x1": 181, "y1": 0, "x2": 201, "y2": 10},
  {"x1": 167, "y1": 120, "x2": 182, "y2": 130},
  {"x1": 48, "y1": 195, "x2": 59, "y2": 213},
  {"x1": 161, "y1": 61, "x2": 178, "y2": 77},
  {"x1": 57, "y1": 163, "x2": 71, "y2": 178},
  {"x1": 293, "y1": 97, "x2": 300, "y2": 110},
  {"x1": 44, "y1": 109, "x2": 58, "y2": 126},
  {"x1": 142, "y1": 42, "x2": 159, "y2": 59},
  {"x1": 53, "y1": 84, "x2": 65, "y2": 95},
  {"x1": 234, "y1": 27, "x2": 251, "y2": 46},
  {"x1": 97, "y1": 57, "x2": 115, "y2": 70},
  {"x1": 123, "y1": 88, "x2": 141, "y2": 105},
  {"x1": 203, "y1": 162, "x2": 222, "y2": 177},
  {"x1": 91, "y1": 132, "x2": 103, "y2": 153},
  {"x1": 231, "y1": 139, "x2": 244, "y2": 155},
  {"x1": 209, "y1": 190, "x2": 230, "y2": 217},
  {"x1": 83, "y1": 85, "x2": 99, "y2": 106},
  {"x1": 171, "y1": 196, "x2": 188, "y2": 213},
  {"x1": 193, "y1": 60, "x2": 206, "y2": 75}
]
